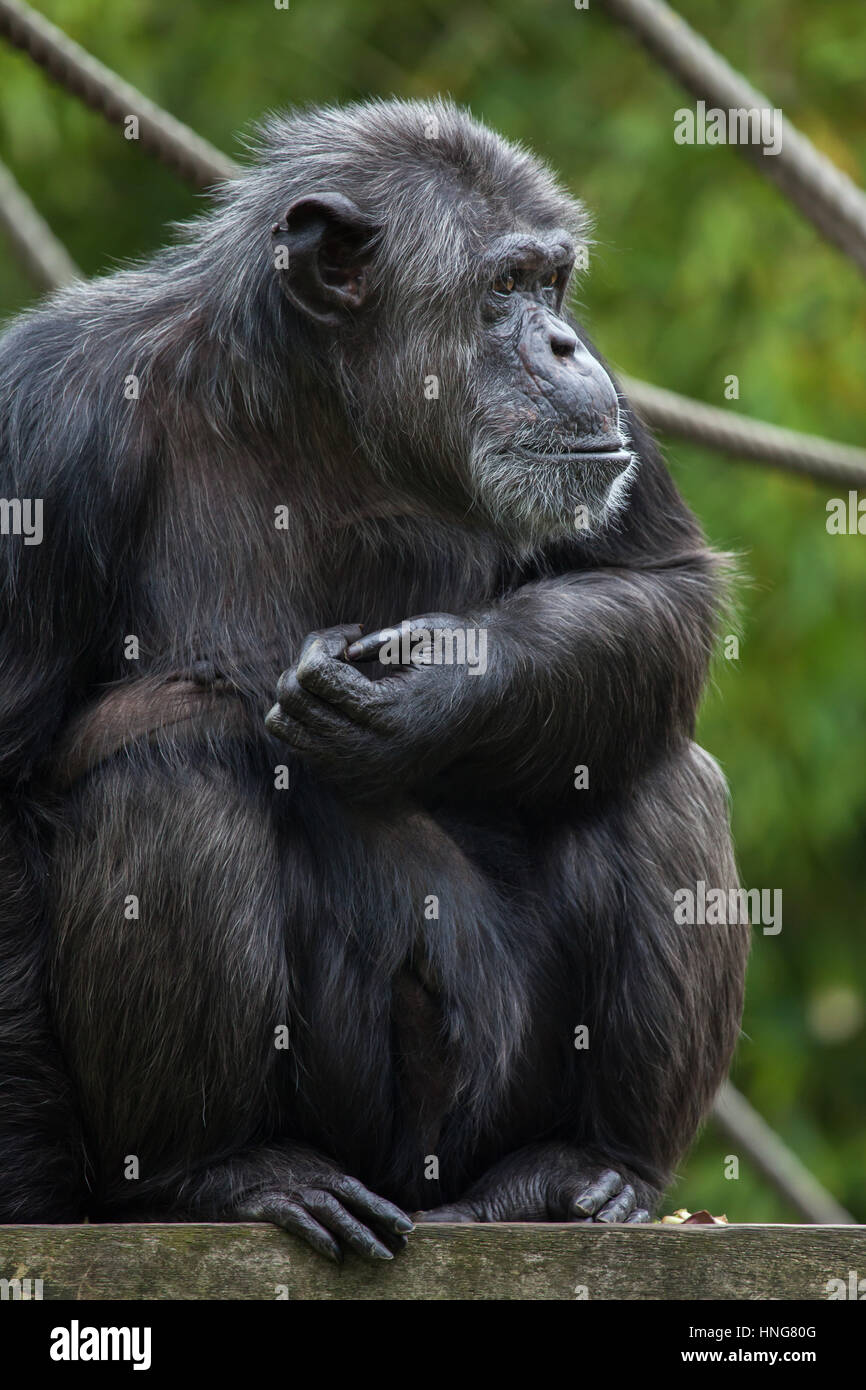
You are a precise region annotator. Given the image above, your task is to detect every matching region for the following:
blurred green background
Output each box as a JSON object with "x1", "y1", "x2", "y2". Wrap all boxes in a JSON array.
[{"x1": 0, "y1": 0, "x2": 863, "y2": 1222}]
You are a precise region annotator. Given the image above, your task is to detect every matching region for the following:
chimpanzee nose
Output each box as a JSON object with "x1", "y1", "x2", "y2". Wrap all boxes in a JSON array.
[{"x1": 550, "y1": 323, "x2": 578, "y2": 358}]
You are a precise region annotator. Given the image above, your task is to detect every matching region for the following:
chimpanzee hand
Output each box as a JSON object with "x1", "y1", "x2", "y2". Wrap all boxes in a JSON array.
[
  {"x1": 231, "y1": 1144, "x2": 413, "y2": 1263},
  {"x1": 414, "y1": 1142, "x2": 653, "y2": 1224},
  {"x1": 265, "y1": 617, "x2": 487, "y2": 797}
]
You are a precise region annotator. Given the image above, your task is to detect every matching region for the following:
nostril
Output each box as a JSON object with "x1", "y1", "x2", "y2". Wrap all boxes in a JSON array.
[{"x1": 550, "y1": 329, "x2": 577, "y2": 359}]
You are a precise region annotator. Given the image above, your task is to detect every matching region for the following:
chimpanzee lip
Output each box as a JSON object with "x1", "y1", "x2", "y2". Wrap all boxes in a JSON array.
[
  {"x1": 498, "y1": 438, "x2": 633, "y2": 468},
  {"x1": 529, "y1": 445, "x2": 633, "y2": 466}
]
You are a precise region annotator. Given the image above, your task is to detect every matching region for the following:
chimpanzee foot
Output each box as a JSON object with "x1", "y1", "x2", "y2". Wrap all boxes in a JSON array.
[
  {"x1": 226, "y1": 1147, "x2": 413, "y2": 1263},
  {"x1": 570, "y1": 1169, "x2": 652, "y2": 1223},
  {"x1": 415, "y1": 1142, "x2": 654, "y2": 1225}
]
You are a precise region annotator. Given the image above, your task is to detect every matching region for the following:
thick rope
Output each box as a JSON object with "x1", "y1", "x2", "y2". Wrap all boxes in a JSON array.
[
  {"x1": 0, "y1": 0, "x2": 234, "y2": 188},
  {"x1": 623, "y1": 377, "x2": 866, "y2": 488},
  {"x1": 0, "y1": 157, "x2": 80, "y2": 289},
  {"x1": 713, "y1": 1082, "x2": 855, "y2": 1225},
  {"x1": 601, "y1": 0, "x2": 866, "y2": 278}
]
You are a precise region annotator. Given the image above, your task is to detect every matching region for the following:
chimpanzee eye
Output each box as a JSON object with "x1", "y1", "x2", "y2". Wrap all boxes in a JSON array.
[{"x1": 492, "y1": 273, "x2": 515, "y2": 295}]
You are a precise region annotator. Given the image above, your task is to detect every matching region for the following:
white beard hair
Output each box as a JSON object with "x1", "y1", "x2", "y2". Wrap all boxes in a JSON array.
[{"x1": 469, "y1": 421, "x2": 638, "y2": 547}]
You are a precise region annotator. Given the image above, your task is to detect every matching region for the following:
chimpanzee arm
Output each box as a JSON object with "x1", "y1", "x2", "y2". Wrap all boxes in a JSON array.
[
  {"x1": 0, "y1": 315, "x2": 145, "y2": 1217},
  {"x1": 452, "y1": 404, "x2": 725, "y2": 807},
  {"x1": 274, "y1": 409, "x2": 726, "y2": 809},
  {"x1": 0, "y1": 333, "x2": 146, "y2": 780},
  {"x1": 459, "y1": 554, "x2": 720, "y2": 809}
]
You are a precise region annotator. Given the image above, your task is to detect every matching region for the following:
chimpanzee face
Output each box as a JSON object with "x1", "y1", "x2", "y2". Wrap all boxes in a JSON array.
[
  {"x1": 471, "y1": 228, "x2": 635, "y2": 542},
  {"x1": 272, "y1": 172, "x2": 634, "y2": 547}
]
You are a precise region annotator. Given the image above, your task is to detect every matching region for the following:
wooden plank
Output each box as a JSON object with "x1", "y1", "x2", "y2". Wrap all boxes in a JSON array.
[{"x1": 1, "y1": 1223, "x2": 865, "y2": 1300}]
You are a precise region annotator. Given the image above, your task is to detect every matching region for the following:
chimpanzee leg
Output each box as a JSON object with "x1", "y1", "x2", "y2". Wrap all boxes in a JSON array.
[
  {"x1": 46, "y1": 742, "x2": 416, "y2": 1259},
  {"x1": 46, "y1": 739, "x2": 529, "y2": 1257},
  {"x1": 49, "y1": 746, "x2": 286, "y2": 1191},
  {"x1": 419, "y1": 742, "x2": 748, "y2": 1224}
]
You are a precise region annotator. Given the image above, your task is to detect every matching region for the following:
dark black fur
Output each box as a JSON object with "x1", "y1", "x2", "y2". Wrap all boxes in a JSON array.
[{"x1": 0, "y1": 99, "x2": 747, "y2": 1257}]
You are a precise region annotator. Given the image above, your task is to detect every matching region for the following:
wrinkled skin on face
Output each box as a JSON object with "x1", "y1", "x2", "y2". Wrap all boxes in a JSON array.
[{"x1": 472, "y1": 232, "x2": 635, "y2": 541}]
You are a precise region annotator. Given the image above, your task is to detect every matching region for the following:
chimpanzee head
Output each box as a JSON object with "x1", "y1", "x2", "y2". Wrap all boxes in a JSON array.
[{"x1": 261, "y1": 98, "x2": 634, "y2": 547}]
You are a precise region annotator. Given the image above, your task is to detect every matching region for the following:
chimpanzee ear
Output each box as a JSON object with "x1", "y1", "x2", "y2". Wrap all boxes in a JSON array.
[{"x1": 271, "y1": 193, "x2": 380, "y2": 325}]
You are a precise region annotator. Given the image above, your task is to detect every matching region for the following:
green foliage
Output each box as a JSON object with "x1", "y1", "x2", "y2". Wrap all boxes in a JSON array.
[{"x1": 1, "y1": 0, "x2": 863, "y2": 1221}]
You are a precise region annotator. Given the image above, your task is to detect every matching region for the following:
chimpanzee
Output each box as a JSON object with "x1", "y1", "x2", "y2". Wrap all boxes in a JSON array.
[{"x1": 0, "y1": 98, "x2": 747, "y2": 1261}]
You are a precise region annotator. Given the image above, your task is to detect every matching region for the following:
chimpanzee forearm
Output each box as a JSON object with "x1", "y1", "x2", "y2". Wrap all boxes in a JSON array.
[
  {"x1": 453, "y1": 553, "x2": 721, "y2": 807},
  {"x1": 271, "y1": 553, "x2": 722, "y2": 807}
]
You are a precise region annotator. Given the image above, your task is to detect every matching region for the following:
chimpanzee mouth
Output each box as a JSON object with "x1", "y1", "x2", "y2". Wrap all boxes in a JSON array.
[
  {"x1": 489, "y1": 430, "x2": 636, "y2": 500},
  {"x1": 510, "y1": 426, "x2": 632, "y2": 463},
  {"x1": 544, "y1": 446, "x2": 633, "y2": 465},
  {"x1": 523, "y1": 443, "x2": 634, "y2": 471}
]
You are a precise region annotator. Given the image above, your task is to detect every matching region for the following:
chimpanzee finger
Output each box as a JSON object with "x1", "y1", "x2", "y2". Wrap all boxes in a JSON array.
[
  {"x1": 625, "y1": 1208, "x2": 652, "y2": 1224},
  {"x1": 379, "y1": 1231, "x2": 410, "y2": 1254},
  {"x1": 299, "y1": 1188, "x2": 395, "y2": 1261},
  {"x1": 264, "y1": 704, "x2": 327, "y2": 751},
  {"x1": 237, "y1": 1193, "x2": 341, "y2": 1263},
  {"x1": 346, "y1": 613, "x2": 462, "y2": 664},
  {"x1": 273, "y1": 671, "x2": 355, "y2": 735},
  {"x1": 298, "y1": 625, "x2": 363, "y2": 661},
  {"x1": 346, "y1": 626, "x2": 405, "y2": 664},
  {"x1": 413, "y1": 1202, "x2": 477, "y2": 1223},
  {"x1": 569, "y1": 1168, "x2": 623, "y2": 1218},
  {"x1": 333, "y1": 1175, "x2": 415, "y2": 1235},
  {"x1": 295, "y1": 640, "x2": 392, "y2": 720},
  {"x1": 595, "y1": 1184, "x2": 637, "y2": 1223}
]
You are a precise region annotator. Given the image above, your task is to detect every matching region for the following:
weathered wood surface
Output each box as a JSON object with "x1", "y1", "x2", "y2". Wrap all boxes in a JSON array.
[{"x1": 1, "y1": 1223, "x2": 864, "y2": 1300}]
